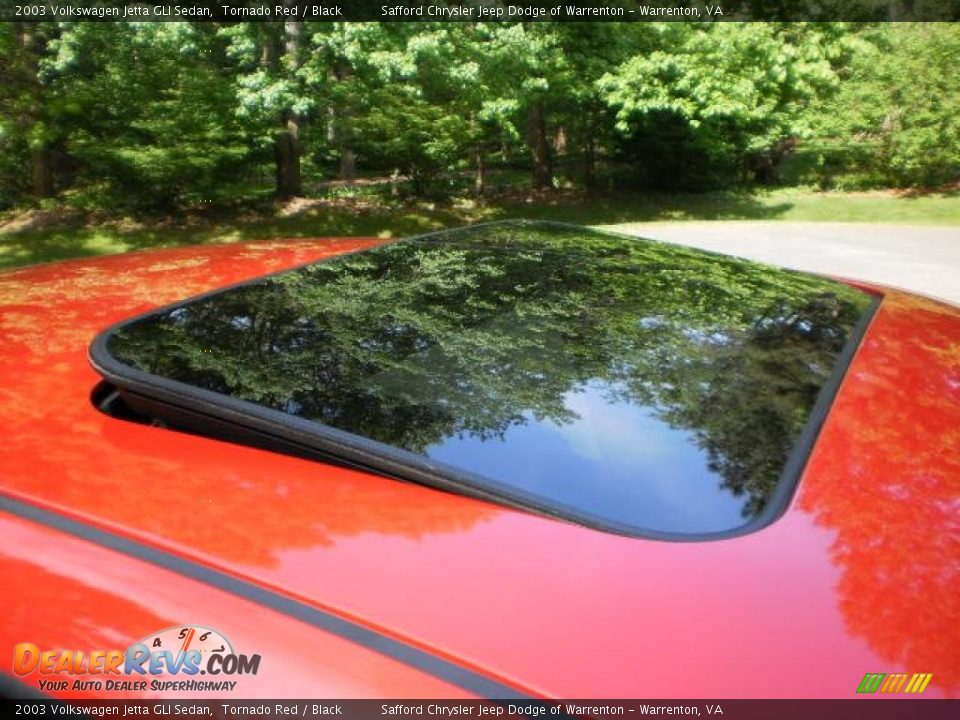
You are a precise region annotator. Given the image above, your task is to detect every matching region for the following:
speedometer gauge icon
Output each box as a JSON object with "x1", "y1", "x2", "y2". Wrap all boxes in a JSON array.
[{"x1": 136, "y1": 625, "x2": 234, "y2": 662}]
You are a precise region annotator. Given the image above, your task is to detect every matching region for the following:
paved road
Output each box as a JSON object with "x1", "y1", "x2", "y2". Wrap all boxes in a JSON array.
[{"x1": 604, "y1": 221, "x2": 960, "y2": 306}]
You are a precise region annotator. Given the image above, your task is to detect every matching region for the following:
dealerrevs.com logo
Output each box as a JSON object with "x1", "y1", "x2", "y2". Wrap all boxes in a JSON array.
[{"x1": 13, "y1": 625, "x2": 261, "y2": 693}]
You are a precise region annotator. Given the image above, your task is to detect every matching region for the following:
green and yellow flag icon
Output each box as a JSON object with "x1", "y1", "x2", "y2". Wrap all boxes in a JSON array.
[{"x1": 857, "y1": 672, "x2": 933, "y2": 694}]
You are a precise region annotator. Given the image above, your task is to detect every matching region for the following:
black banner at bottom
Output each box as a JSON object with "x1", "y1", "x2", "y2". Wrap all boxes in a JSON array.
[{"x1": 1, "y1": 700, "x2": 958, "y2": 720}]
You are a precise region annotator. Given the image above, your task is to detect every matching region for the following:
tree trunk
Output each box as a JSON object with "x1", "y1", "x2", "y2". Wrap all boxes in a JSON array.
[
  {"x1": 275, "y1": 17, "x2": 302, "y2": 198},
  {"x1": 584, "y1": 134, "x2": 597, "y2": 188},
  {"x1": 334, "y1": 60, "x2": 356, "y2": 184},
  {"x1": 339, "y1": 147, "x2": 356, "y2": 183},
  {"x1": 31, "y1": 147, "x2": 53, "y2": 197},
  {"x1": 475, "y1": 146, "x2": 486, "y2": 196},
  {"x1": 275, "y1": 112, "x2": 300, "y2": 199},
  {"x1": 326, "y1": 104, "x2": 352, "y2": 180},
  {"x1": 19, "y1": 26, "x2": 55, "y2": 198},
  {"x1": 529, "y1": 101, "x2": 553, "y2": 191}
]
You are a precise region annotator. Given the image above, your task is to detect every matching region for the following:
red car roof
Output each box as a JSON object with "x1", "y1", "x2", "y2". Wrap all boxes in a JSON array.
[{"x1": 1, "y1": 239, "x2": 958, "y2": 699}]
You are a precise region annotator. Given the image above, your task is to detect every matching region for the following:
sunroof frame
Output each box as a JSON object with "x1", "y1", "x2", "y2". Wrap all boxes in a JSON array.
[{"x1": 88, "y1": 221, "x2": 880, "y2": 541}]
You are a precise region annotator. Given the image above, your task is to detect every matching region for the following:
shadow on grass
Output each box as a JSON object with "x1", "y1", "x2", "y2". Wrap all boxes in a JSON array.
[
  {"x1": 490, "y1": 190, "x2": 794, "y2": 225},
  {"x1": 0, "y1": 191, "x2": 793, "y2": 270}
]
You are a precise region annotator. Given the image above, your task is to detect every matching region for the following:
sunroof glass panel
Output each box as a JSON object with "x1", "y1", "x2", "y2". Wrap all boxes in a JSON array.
[{"x1": 99, "y1": 223, "x2": 874, "y2": 537}]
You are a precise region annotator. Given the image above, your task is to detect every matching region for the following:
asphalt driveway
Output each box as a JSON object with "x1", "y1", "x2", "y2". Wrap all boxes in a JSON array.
[{"x1": 605, "y1": 222, "x2": 960, "y2": 306}]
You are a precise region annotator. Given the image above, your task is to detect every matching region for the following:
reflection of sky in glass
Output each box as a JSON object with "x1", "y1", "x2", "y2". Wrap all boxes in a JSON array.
[{"x1": 426, "y1": 381, "x2": 746, "y2": 534}]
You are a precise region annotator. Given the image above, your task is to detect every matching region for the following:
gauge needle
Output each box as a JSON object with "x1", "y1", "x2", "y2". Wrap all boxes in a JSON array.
[{"x1": 180, "y1": 628, "x2": 195, "y2": 654}]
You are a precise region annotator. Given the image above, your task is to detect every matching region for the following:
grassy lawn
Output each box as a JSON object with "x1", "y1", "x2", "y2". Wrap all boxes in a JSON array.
[{"x1": 1, "y1": 188, "x2": 958, "y2": 271}]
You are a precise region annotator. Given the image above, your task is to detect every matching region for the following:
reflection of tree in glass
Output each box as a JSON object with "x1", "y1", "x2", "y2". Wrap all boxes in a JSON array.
[
  {"x1": 797, "y1": 294, "x2": 960, "y2": 695},
  {"x1": 625, "y1": 292, "x2": 860, "y2": 518},
  {"x1": 109, "y1": 223, "x2": 871, "y2": 521},
  {"x1": 1, "y1": 240, "x2": 499, "y2": 568}
]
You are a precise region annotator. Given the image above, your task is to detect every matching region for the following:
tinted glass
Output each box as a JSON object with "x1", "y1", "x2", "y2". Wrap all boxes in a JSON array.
[{"x1": 103, "y1": 222, "x2": 873, "y2": 535}]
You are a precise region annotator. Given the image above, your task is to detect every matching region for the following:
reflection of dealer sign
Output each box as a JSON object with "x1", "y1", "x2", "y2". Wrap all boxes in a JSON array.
[{"x1": 13, "y1": 625, "x2": 261, "y2": 693}]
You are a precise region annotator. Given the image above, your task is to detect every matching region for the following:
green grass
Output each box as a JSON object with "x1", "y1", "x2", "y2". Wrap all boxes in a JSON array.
[
  {"x1": 1, "y1": 188, "x2": 958, "y2": 271},
  {"x1": 737, "y1": 189, "x2": 960, "y2": 224}
]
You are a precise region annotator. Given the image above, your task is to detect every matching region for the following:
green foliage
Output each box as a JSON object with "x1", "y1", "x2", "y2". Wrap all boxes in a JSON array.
[
  {"x1": 0, "y1": 20, "x2": 956, "y2": 211},
  {"x1": 19, "y1": 23, "x2": 251, "y2": 209},
  {"x1": 0, "y1": 22, "x2": 54, "y2": 206},
  {"x1": 599, "y1": 23, "x2": 843, "y2": 187},
  {"x1": 336, "y1": 24, "x2": 479, "y2": 187},
  {"x1": 806, "y1": 24, "x2": 960, "y2": 189}
]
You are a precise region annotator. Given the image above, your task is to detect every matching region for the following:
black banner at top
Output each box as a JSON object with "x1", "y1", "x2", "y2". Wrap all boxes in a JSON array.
[
  {"x1": 2, "y1": 700, "x2": 960, "y2": 720},
  {"x1": 3, "y1": 0, "x2": 960, "y2": 22}
]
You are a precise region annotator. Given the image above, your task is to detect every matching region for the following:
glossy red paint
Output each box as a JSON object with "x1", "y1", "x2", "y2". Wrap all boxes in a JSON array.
[
  {"x1": 1, "y1": 239, "x2": 958, "y2": 699},
  {"x1": 0, "y1": 514, "x2": 475, "y2": 699}
]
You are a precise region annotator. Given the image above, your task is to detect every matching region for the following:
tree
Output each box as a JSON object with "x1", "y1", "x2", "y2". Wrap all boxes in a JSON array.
[
  {"x1": 549, "y1": 24, "x2": 641, "y2": 187},
  {"x1": 1, "y1": 20, "x2": 956, "y2": 211},
  {"x1": 45, "y1": 22, "x2": 250, "y2": 209},
  {"x1": 809, "y1": 23, "x2": 960, "y2": 188},
  {"x1": 599, "y1": 23, "x2": 842, "y2": 187},
  {"x1": 0, "y1": 22, "x2": 62, "y2": 199},
  {"x1": 322, "y1": 23, "x2": 476, "y2": 190},
  {"x1": 221, "y1": 19, "x2": 317, "y2": 199}
]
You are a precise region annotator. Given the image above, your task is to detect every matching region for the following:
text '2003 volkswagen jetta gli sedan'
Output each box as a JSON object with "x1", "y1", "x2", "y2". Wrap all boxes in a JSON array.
[{"x1": 0, "y1": 221, "x2": 957, "y2": 700}]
